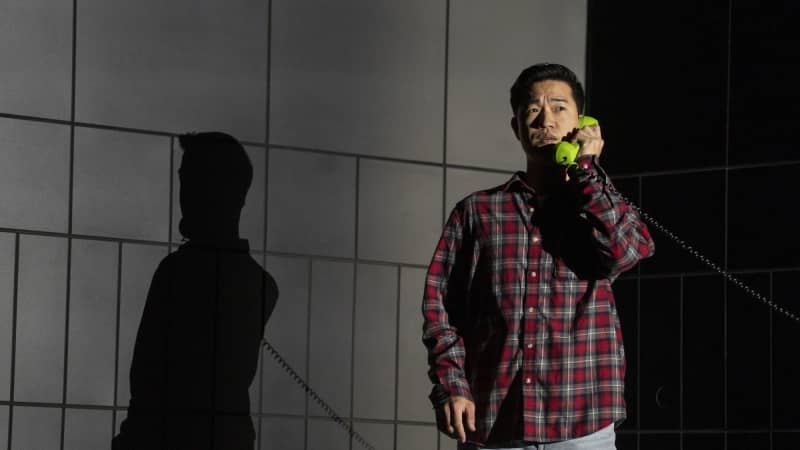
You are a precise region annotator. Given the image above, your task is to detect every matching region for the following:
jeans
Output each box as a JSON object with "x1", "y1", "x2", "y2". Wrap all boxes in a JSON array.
[{"x1": 459, "y1": 423, "x2": 616, "y2": 450}]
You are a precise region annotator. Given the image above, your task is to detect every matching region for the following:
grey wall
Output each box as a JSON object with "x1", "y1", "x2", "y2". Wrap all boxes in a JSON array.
[{"x1": 0, "y1": 1, "x2": 587, "y2": 449}]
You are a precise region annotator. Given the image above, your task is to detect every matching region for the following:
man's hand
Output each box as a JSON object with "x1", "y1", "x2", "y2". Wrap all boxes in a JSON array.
[
  {"x1": 568, "y1": 122, "x2": 604, "y2": 159},
  {"x1": 435, "y1": 395, "x2": 476, "y2": 443}
]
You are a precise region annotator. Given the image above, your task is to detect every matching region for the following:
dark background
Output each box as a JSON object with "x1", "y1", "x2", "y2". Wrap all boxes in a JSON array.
[{"x1": 586, "y1": 1, "x2": 800, "y2": 448}]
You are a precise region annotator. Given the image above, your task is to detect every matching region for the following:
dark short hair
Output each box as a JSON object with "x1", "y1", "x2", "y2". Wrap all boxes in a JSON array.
[
  {"x1": 509, "y1": 63, "x2": 585, "y2": 115},
  {"x1": 177, "y1": 131, "x2": 253, "y2": 208}
]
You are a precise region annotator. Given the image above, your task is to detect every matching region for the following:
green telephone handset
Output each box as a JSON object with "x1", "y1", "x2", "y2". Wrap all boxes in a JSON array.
[{"x1": 554, "y1": 115, "x2": 599, "y2": 166}]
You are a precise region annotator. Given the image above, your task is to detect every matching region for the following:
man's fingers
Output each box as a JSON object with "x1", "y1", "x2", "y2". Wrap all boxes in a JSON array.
[
  {"x1": 450, "y1": 402, "x2": 466, "y2": 443},
  {"x1": 443, "y1": 403, "x2": 453, "y2": 434},
  {"x1": 466, "y1": 401, "x2": 476, "y2": 432}
]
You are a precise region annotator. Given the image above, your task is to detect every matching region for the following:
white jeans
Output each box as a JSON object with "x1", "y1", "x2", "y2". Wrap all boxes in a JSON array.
[{"x1": 460, "y1": 423, "x2": 616, "y2": 450}]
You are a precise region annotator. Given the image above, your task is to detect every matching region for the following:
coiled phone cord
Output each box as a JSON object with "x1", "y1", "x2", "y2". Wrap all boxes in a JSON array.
[
  {"x1": 591, "y1": 171, "x2": 800, "y2": 323},
  {"x1": 261, "y1": 339, "x2": 377, "y2": 450}
]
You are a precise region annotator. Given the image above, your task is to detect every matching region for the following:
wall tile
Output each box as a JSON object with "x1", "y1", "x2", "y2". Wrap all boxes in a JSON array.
[
  {"x1": 0, "y1": 119, "x2": 70, "y2": 232},
  {"x1": 639, "y1": 277, "x2": 680, "y2": 430},
  {"x1": 774, "y1": 432, "x2": 800, "y2": 450},
  {"x1": 117, "y1": 243, "x2": 168, "y2": 407},
  {"x1": 0, "y1": 234, "x2": 14, "y2": 401},
  {"x1": 359, "y1": 159, "x2": 442, "y2": 265},
  {"x1": 727, "y1": 273, "x2": 770, "y2": 429},
  {"x1": 73, "y1": 127, "x2": 170, "y2": 242},
  {"x1": 397, "y1": 267, "x2": 433, "y2": 423},
  {"x1": 307, "y1": 418, "x2": 349, "y2": 450},
  {"x1": 353, "y1": 422, "x2": 393, "y2": 450},
  {"x1": 262, "y1": 256, "x2": 309, "y2": 416},
  {"x1": 728, "y1": 164, "x2": 800, "y2": 270},
  {"x1": 63, "y1": 409, "x2": 112, "y2": 450},
  {"x1": 308, "y1": 260, "x2": 353, "y2": 417},
  {"x1": 730, "y1": 2, "x2": 800, "y2": 165},
  {"x1": 683, "y1": 434, "x2": 724, "y2": 450},
  {"x1": 639, "y1": 170, "x2": 725, "y2": 275},
  {"x1": 266, "y1": 149, "x2": 356, "y2": 258},
  {"x1": 114, "y1": 410, "x2": 126, "y2": 436},
  {"x1": 614, "y1": 433, "x2": 636, "y2": 450},
  {"x1": 587, "y1": 1, "x2": 728, "y2": 174},
  {"x1": 448, "y1": 0, "x2": 587, "y2": 171},
  {"x1": 397, "y1": 424, "x2": 437, "y2": 450},
  {"x1": 682, "y1": 275, "x2": 724, "y2": 429},
  {"x1": 771, "y1": 271, "x2": 800, "y2": 429},
  {"x1": 728, "y1": 434, "x2": 770, "y2": 450},
  {"x1": 67, "y1": 239, "x2": 117, "y2": 406},
  {"x1": 0, "y1": 406, "x2": 6, "y2": 448},
  {"x1": 260, "y1": 416, "x2": 304, "y2": 450},
  {"x1": 270, "y1": 0, "x2": 446, "y2": 162},
  {"x1": 76, "y1": 0, "x2": 267, "y2": 142},
  {"x1": 0, "y1": 0, "x2": 71, "y2": 119},
  {"x1": 639, "y1": 434, "x2": 679, "y2": 450},
  {"x1": 15, "y1": 235, "x2": 67, "y2": 403},
  {"x1": 440, "y1": 433, "x2": 459, "y2": 450},
  {"x1": 11, "y1": 406, "x2": 61, "y2": 450},
  {"x1": 353, "y1": 264, "x2": 397, "y2": 420}
]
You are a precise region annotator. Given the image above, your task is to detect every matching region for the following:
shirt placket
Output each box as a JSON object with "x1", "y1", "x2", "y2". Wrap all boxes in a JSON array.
[{"x1": 519, "y1": 195, "x2": 547, "y2": 441}]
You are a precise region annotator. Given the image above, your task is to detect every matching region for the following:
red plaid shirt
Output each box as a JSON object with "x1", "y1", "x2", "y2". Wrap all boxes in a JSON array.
[{"x1": 422, "y1": 155, "x2": 654, "y2": 446}]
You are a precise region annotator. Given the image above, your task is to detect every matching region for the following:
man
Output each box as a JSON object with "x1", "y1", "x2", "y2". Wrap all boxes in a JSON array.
[{"x1": 422, "y1": 63, "x2": 654, "y2": 449}]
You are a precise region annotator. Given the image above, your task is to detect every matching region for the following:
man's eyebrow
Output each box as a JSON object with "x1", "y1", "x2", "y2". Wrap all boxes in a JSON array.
[{"x1": 526, "y1": 97, "x2": 569, "y2": 105}]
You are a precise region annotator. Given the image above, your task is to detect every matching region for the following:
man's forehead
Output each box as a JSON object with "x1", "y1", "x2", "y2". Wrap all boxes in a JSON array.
[{"x1": 525, "y1": 80, "x2": 575, "y2": 103}]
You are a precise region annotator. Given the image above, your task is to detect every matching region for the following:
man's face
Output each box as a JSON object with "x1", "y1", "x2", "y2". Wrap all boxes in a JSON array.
[{"x1": 512, "y1": 79, "x2": 580, "y2": 157}]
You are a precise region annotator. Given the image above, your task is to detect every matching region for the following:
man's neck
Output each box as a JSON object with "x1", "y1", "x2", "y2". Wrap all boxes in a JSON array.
[{"x1": 525, "y1": 157, "x2": 568, "y2": 196}]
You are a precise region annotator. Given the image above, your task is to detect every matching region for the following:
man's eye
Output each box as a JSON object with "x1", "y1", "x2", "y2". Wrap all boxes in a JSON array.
[
  {"x1": 555, "y1": 106, "x2": 567, "y2": 112},
  {"x1": 527, "y1": 108, "x2": 539, "y2": 114}
]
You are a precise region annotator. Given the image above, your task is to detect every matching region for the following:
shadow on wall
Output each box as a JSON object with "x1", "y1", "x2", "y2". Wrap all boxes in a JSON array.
[{"x1": 112, "y1": 132, "x2": 279, "y2": 450}]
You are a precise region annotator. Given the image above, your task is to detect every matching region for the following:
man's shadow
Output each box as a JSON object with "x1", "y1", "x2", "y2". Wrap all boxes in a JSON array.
[{"x1": 113, "y1": 132, "x2": 279, "y2": 450}]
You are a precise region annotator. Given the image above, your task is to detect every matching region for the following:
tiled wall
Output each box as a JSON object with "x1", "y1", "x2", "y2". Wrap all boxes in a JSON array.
[
  {"x1": 0, "y1": 1, "x2": 588, "y2": 449},
  {"x1": 587, "y1": 1, "x2": 800, "y2": 449}
]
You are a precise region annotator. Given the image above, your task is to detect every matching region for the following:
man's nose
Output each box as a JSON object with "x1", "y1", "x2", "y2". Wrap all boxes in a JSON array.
[{"x1": 532, "y1": 108, "x2": 554, "y2": 129}]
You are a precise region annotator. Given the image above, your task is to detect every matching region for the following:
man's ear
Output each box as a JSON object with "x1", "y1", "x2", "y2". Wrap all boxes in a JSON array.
[{"x1": 510, "y1": 116, "x2": 520, "y2": 141}]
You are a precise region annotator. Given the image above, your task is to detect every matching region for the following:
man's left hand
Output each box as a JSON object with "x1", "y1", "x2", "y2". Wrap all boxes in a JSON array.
[{"x1": 571, "y1": 123, "x2": 604, "y2": 159}]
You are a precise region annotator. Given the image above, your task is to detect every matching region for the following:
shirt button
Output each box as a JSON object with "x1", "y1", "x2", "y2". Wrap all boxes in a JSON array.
[
  {"x1": 525, "y1": 377, "x2": 532, "y2": 384},
  {"x1": 527, "y1": 343, "x2": 533, "y2": 349},
  {"x1": 532, "y1": 236, "x2": 540, "y2": 243},
  {"x1": 528, "y1": 307, "x2": 534, "y2": 314},
  {"x1": 528, "y1": 207, "x2": 534, "y2": 213},
  {"x1": 530, "y1": 271, "x2": 537, "y2": 278}
]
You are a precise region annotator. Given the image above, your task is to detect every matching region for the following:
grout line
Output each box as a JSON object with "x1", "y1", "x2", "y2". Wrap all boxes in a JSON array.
[
  {"x1": 636, "y1": 175, "x2": 642, "y2": 450},
  {"x1": 679, "y1": 275, "x2": 684, "y2": 449},
  {"x1": 62, "y1": 0, "x2": 78, "y2": 439},
  {"x1": 439, "y1": 4, "x2": 451, "y2": 448},
  {"x1": 60, "y1": 238, "x2": 72, "y2": 450},
  {"x1": 304, "y1": 259, "x2": 312, "y2": 450},
  {"x1": 258, "y1": 1, "x2": 272, "y2": 445},
  {"x1": 723, "y1": 3, "x2": 733, "y2": 448},
  {"x1": 349, "y1": 158, "x2": 361, "y2": 450},
  {"x1": 8, "y1": 235, "x2": 20, "y2": 450},
  {"x1": 0, "y1": 112, "x2": 799, "y2": 178},
  {"x1": 769, "y1": 272, "x2": 774, "y2": 450},
  {"x1": 393, "y1": 266, "x2": 402, "y2": 450},
  {"x1": 111, "y1": 242, "x2": 123, "y2": 438},
  {"x1": 441, "y1": 0, "x2": 451, "y2": 229}
]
